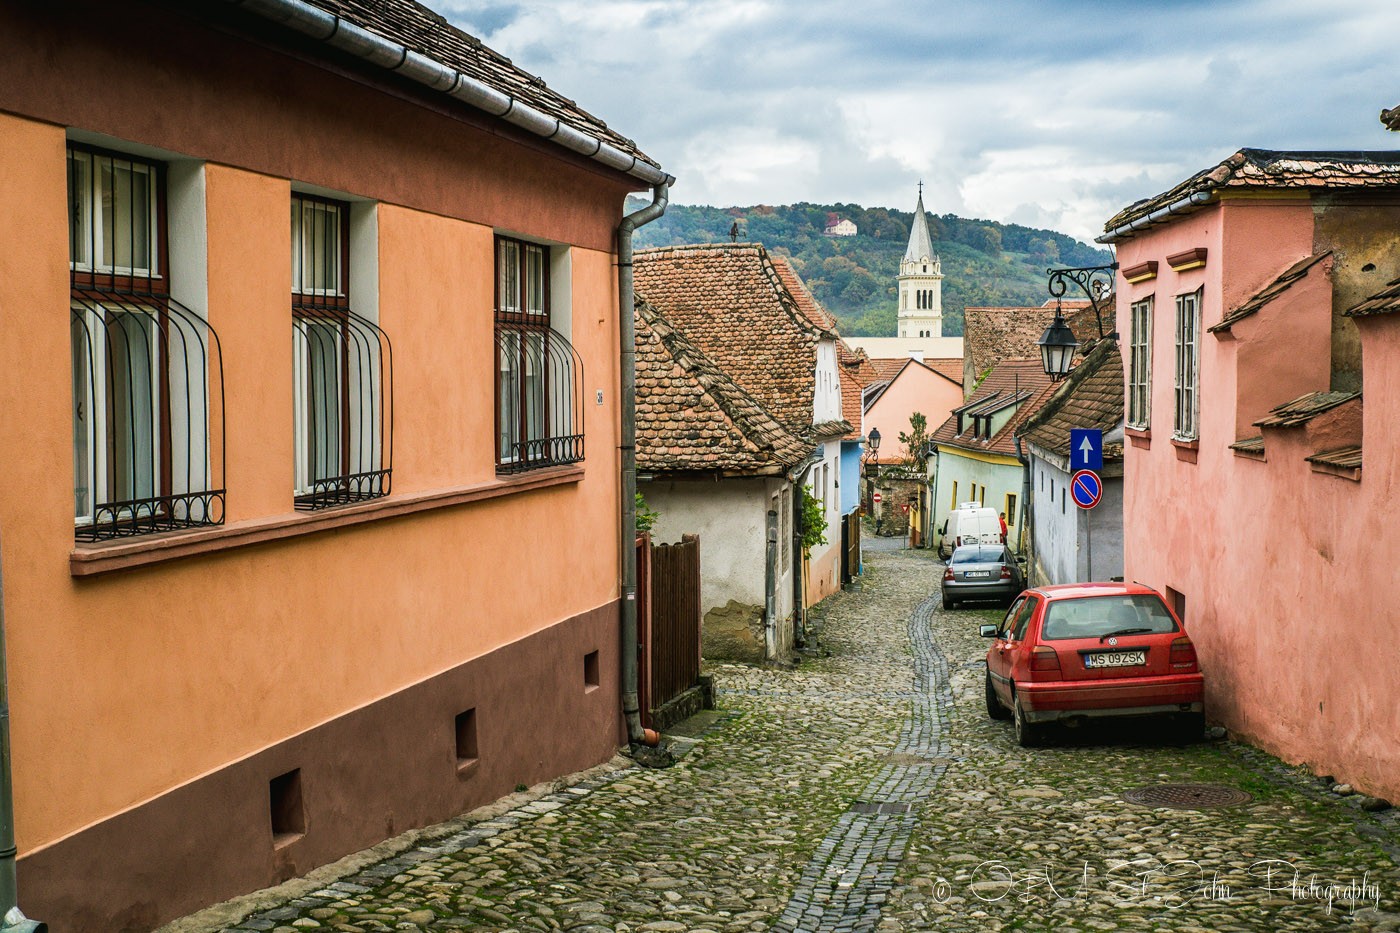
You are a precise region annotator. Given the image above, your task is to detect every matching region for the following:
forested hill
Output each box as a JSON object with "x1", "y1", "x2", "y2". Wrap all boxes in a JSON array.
[{"x1": 630, "y1": 200, "x2": 1111, "y2": 337}]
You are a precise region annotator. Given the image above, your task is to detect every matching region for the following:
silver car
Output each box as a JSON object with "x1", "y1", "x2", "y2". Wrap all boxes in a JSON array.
[{"x1": 942, "y1": 545, "x2": 1025, "y2": 610}]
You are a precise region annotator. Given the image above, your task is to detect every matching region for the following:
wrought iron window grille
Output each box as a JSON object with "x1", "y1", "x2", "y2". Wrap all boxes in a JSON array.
[
  {"x1": 68, "y1": 143, "x2": 226, "y2": 542},
  {"x1": 290, "y1": 193, "x2": 393, "y2": 510}
]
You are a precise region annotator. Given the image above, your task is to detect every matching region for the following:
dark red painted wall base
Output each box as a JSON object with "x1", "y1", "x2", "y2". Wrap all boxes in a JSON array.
[{"x1": 19, "y1": 601, "x2": 622, "y2": 932}]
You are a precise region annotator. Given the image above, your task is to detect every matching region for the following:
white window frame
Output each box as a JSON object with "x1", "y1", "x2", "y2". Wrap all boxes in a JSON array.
[
  {"x1": 67, "y1": 148, "x2": 160, "y2": 279},
  {"x1": 1128, "y1": 296, "x2": 1153, "y2": 430},
  {"x1": 1174, "y1": 290, "x2": 1201, "y2": 441}
]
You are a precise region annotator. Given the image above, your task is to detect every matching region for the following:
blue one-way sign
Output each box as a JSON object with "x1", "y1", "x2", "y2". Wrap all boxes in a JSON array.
[{"x1": 1070, "y1": 428, "x2": 1103, "y2": 472}]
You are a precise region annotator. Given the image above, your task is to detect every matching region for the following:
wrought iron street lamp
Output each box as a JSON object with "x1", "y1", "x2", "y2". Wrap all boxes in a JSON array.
[
  {"x1": 866, "y1": 427, "x2": 881, "y2": 464},
  {"x1": 1037, "y1": 263, "x2": 1119, "y2": 381}
]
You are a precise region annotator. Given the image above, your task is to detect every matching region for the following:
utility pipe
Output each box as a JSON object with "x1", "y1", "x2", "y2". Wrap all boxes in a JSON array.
[
  {"x1": 225, "y1": 0, "x2": 671, "y2": 187},
  {"x1": 618, "y1": 183, "x2": 669, "y2": 747},
  {"x1": 0, "y1": 533, "x2": 46, "y2": 933},
  {"x1": 1096, "y1": 190, "x2": 1213, "y2": 244}
]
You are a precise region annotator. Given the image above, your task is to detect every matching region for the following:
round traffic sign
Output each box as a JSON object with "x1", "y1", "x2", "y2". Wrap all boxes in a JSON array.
[
  {"x1": 1070, "y1": 469, "x2": 1103, "y2": 509},
  {"x1": 872, "y1": 491, "x2": 882, "y2": 504}
]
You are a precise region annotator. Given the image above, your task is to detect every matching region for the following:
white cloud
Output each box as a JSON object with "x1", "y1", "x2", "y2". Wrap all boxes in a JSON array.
[{"x1": 439, "y1": 0, "x2": 1400, "y2": 241}]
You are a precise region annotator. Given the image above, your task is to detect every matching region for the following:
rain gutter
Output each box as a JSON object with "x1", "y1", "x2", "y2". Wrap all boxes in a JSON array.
[
  {"x1": 1096, "y1": 190, "x2": 1214, "y2": 245},
  {"x1": 224, "y1": 0, "x2": 674, "y2": 187}
]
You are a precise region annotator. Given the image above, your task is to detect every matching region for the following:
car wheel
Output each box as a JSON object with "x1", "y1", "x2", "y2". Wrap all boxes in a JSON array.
[
  {"x1": 1013, "y1": 692, "x2": 1043, "y2": 747},
  {"x1": 1174, "y1": 712, "x2": 1205, "y2": 743},
  {"x1": 985, "y1": 669, "x2": 1010, "y2": 720},
  {"x1": 944, "y1": 596, "x2": 956, "y2": 610}
]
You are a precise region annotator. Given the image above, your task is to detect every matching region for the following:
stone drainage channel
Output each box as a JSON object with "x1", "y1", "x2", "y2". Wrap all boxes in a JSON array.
[{"x1": 771, "y1": 596, "x2": 952, "y2": 933}]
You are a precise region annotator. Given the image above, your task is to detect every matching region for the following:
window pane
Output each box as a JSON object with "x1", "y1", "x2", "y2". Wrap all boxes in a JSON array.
[
  {"x1": 526, "y1": 244, "x2": 547, "y2": 315},
  {"x1": 306, "y1": 321, "x2": 342, "y2": 481},
  {"x1": 498, "y1": 331, "x2": 521, "y2": 460},
  {"x1": 104, "y1": 308, "x2": 158, "y2": 504},
  {"x1": 71, "y1": 315, "x2": 93, "y2": 521},
  {"x1": 499, "y1": 240, "x2": 521, "y2": 313},
  {"x1": 292, "y1": 199, "x2": 342, "y2": 296},
  {"x1": 524, "y1": 331, "x2": 545, "y2": 444},
  {"x1": 68, "y1": 151, "x2": 92, "y2": 269}
]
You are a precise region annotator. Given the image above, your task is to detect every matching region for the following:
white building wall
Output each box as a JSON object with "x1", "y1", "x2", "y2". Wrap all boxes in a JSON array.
[
  {"x1": 814, "y1": 339, "x2": 842, "y2": 423},
  {"x1": 1029, "y1": 451, "x2": 1125, "y2": 585}
]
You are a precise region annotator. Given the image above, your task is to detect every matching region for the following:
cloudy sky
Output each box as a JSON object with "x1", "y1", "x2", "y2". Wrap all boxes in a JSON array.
[{"x1": 438, "y1": 0, "x2": 1398, "y2": 242}]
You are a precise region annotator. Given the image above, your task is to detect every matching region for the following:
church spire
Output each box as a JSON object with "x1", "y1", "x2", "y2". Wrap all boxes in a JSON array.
[{"x1": 904, "y1": 184, "x2": 935, "y2": 263}]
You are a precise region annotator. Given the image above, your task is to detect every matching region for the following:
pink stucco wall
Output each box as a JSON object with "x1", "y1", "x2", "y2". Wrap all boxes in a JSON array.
[
  {"x1": 866, "y1": 362, "x2": 964, "y2": 462},
  {"x1": 1115, "y1": 198, "x2": 1400, "y2": 801}
]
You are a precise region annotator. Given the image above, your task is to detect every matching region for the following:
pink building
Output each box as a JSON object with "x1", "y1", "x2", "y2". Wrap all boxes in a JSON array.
[{"x1": 1103, "y1": 149, "x2": 1400, "y2": 802}]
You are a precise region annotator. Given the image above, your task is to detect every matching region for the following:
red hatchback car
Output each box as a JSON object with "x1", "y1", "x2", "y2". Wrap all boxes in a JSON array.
[{"x1": 981, "y1": 582, "x2": 1204, "y2": 746}]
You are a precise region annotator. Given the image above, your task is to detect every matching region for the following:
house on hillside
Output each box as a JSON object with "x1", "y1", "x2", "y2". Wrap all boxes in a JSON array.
[
  {"x1": 928, "y1": 359, "x2": 1056, "y2": 556},
  {"x1": 1102, "y1": 146, "x2": 1400, "y2": 805},
  {"x1": 0, "y1": 0, "x2": 668, "y2": 927},
  {"x1": 1015, "y1": 339, "x2": 1126, "y2": 585},
  {"x1": 634, "y1": 300, "x2": 812, "y2": 663},
  {"x1": 634, "y1": 243, "x2": 849, "y2": 656},
  {"x1": 825, "y1": 217, "x2": 858, "y2": 237}
]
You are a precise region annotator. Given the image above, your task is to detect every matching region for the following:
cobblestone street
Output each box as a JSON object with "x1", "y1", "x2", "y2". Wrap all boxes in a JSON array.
[{"x1": 167, "y1": 544, "x2": 1400, "y2": 933}]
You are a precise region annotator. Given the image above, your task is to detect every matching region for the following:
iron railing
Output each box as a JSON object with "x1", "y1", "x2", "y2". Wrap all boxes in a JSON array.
[
  {"x1": 292, "y1": 305, "x2": 393, "y2": 510},
  {"x1": 494, "y1": 325, "x2": 584, "y2": 474},
  {"x1": 70, "y1": 288, "x2": 226, "y2": 541}
]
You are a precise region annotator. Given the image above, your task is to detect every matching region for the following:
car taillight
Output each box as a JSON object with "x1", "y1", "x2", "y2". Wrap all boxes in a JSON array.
[
  {"x1": 943, "y1": 568, "x2": 954, "y2": 581},
  {"x1": 956, "y1": 535, "x2": 963, "y2": 546},
  {"x1": 1030, "y1": 646, "x2": 1061, "y2": 672},
  {"x1": 1000, "y1": 566, "x2": 1012, "y2": 579},
  {"x1": 1170, "y1": 636, "x2": 1198, "y2": 669}
]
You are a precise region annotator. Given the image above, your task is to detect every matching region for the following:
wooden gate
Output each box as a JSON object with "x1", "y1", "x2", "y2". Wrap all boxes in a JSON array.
[
  {"x1": 840, "y1": 511, "x2": 861, "y2": 586},
  {"x1": 646, "y1": 534, "x2": 701, "y2": 724}
]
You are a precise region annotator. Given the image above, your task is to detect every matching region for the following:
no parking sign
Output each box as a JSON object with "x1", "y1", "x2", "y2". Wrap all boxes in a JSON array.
[{"x1": 1070, "y1": 469, "x2": 1103, "y2": 510}]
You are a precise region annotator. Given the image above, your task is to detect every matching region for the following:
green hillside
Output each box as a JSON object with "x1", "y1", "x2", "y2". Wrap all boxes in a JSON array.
[{"x1": 630, "y1": 201, "x2": 1111, "y2": 337}]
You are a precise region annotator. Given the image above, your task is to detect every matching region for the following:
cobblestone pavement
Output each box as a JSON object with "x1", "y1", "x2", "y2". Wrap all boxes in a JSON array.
[{"x1": 166, "y1": 545, "x2": 1400, "y2": 933}]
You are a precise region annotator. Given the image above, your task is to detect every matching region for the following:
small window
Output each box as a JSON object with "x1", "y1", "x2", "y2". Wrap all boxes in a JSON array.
[
  {"x1": 455, "y1": 708, "x2": 479, "y2": 771},
  {"x1": 291, "y1": 193, "x2": 392, "y2": 509},
  {"x1": 950, "y1": 480, "x2": 958, "y2": 511},
  {"x1": 1174, "y1": 291, "x2": 1200, "y2": 441},
  {"x1": 495, "y1": 235, "x2": 584, "y2": 473},
  {"x1": 1128, "y1": 297, "x2": 1153, "y2": 429},
  {"x1": 584, "y1": 650, "x2": 600, "y2": 691},
  {"x1": 269, "y1": 769, "x2": 305, "y2": 847},
  {"x1": 1012, "y1": 596, "x2": 1037, "y2": 641},
  {"x1": 1005, "y1": 493, "x2": 1017, "y2": 526}
]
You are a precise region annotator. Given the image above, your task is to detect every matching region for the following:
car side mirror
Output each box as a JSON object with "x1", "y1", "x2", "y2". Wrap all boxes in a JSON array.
[
  {"x1": 1017, "y1": 556, "x2": 1028, "y2": 565},
  {"x1": 979, "y1": 624, "x2": 999, "y2": 638}
]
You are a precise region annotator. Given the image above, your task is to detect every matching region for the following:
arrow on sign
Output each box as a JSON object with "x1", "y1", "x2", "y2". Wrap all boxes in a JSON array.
[
  {"x1": 1078, "y1": 435, "x2": 1095, "y2": 465},
  {"x1": 1070, "y1": 428, "x2": 1103, "y2": 472}
]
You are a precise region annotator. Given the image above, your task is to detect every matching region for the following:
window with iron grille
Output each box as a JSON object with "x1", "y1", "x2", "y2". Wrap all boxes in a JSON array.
[
  {"x1": 67, "y1": 143, "x2": 225, "y2": 541},
  {"x1": 291, "y1": 193, "x2": 392, "y2": 509},
  {"x1": 1173, "y1": 291, "x2": 1200, "y2": 441},
  {"x1": 1128, "y1": 296, "x2": 1152, "y2": 429},
  {"x1": 494, "y1": 235, "x2": 583, "y2": 473}
]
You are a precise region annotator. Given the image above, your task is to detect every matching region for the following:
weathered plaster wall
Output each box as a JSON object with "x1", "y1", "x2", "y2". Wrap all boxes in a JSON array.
[
  {"x1": 1115, "y1": 203, "x2": 1400, "y2": 804},
  {"x1": 805, "y1": 443, "x2": 843, "y2": 605},
  {"x1": 1029, "y1": 454, "x2": 1124, "y2": 584}
]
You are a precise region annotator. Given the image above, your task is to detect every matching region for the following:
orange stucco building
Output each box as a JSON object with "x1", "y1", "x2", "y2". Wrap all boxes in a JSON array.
[{"x1": 0, "y1": 1, "x2": 668, "y2": 927}]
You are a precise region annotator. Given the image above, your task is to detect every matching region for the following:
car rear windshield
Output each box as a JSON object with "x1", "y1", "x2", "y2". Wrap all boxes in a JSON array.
[
  {"x1": 951, "y1": 547, "x2": 1004, "y2": 564},
  {"x1": 1039, "y1": 594, "x2": 1178, "y2": 641}
]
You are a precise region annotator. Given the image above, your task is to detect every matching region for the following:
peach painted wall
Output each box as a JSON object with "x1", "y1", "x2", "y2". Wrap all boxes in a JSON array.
[
  {"x1": 866, "y1": 363, "x2": 964, "y2": 462},
  {"x1": 0, "y1": 119, "x2": 625, "y2": 852},
  {"x1": 1114, "y1": 199, "x2": 1400, "y2": 801}
]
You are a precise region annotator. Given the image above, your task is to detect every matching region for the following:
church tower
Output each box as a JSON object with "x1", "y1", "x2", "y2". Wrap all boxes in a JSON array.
[{"x1": 897, "y1": 184, "x2": 944, "y2": 338}]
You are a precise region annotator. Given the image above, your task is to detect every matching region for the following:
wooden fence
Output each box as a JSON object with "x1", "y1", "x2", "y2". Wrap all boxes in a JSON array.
[{"x1": 646, "y1": 534, "x2": 702, "y2": 722}]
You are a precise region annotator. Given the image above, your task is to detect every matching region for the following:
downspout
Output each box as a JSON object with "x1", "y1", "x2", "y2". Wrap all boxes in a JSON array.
[
  {"x1": 618, "y1": 183, "x2": 669, "y2": 748},
  {"x1": 0, "y1": 537, "x2": 47, "y2": 933},
  {"x1": 1014, "y1": 434, "x2": 1033, "y2": 576}
]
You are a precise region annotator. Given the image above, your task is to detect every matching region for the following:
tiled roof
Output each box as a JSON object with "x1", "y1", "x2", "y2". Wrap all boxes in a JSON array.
[
  {"x1": 634, "y1": 243, "x2": 828, "y2": 436},
  {"x1": 963, "y1": 304, "x2": 1101, "y2": 387},
  {"x1": 1209, "y1": 252, "x2": 1331, "y2": 333},
  {"x1": 296, "y1": 0, "x2": 659, "y2": 171},
  {"x1": 870, "y1": 358, "x2": 906, "y2": 381},
  {"x1": 931, "y1": 358, "x2": 1057, "y2": 457},
  {"x1": 1104, "y1": 149, "x2": 1400, "y2": 235},
  {"x1": 1344, "y1": 276, "x2": 1400, "y2": 317},
  {"x1": 837, "y1": 342, "x2": 879, "y2": 441},
  {"x1": 1306, "y1": 445, "x2": 1363, "y2": 469},
  {"x1": 634, "y1": 300, "x2": 812, "y2": 474},
  {"x1": 1229, "y1": 435, "x2": 1266, "y2": 454},
  {"x1": 925, "y1": 357, "x2": 964, "y2": 385},
  {"x1": 1254, "y1": 391, "x2": 1361, "y2": 428},
  {"x1": 771, "y1": 256, "x2": 840, "y2": 334},
  {"x1": 1016, "y1": 339, "x2": 1125, "y2": 461}
]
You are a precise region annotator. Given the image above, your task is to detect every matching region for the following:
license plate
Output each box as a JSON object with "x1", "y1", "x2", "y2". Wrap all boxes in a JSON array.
[
  {"x1": 1085, "y1": 651, "x2": 1146, "y2": 668},
  {"x1": 964, "y1": 571, "x2": 990, "y2": 578}
]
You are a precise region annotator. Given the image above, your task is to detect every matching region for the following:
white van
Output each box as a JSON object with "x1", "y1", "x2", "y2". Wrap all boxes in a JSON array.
[{"x1": 938, "y1": 504, "x2": 1002, "y2": 559}]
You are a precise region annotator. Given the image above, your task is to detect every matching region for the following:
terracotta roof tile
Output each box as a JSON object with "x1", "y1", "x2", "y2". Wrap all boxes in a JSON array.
[
  {"x1": 1229, "y1": 435, "x2": 1266, "y2": 454},
  {"x1": 1306, "y1": 445, "x2": 1363, "y2": 469},
  {"x1": 869, "y1": 358, "x2": 907, "y2": 381},
  {"x1": 963, "y1": 304, "x2": 1101, "y2": 388},
  {"x1": 1104, "y1": 149, "x2": 1400, "y2": 237},
  {"x1": 925, "y1": 357, "x2": 964, "y2": 385},
  {"x1": 771, "y1": 256, "x2": 840, "y2": 334},
  {"x1": 634, "y1": 300, "x2": 812, "y2": 474},
  {"x1": 634, "y1": 243, "x2": 828, "y2": 437},
  {"x1": 1209, "y1": 252, "x2": 1331, "y2": 333},
  {"x1": 1344, "y1": 275, "x2": 1400, "y2": 317},
  {"x1": 300, "y1": 0, "x2": 658, "y2": 169},
  {"x1": 931, "y1": 359, "x2": 1057, "y2": 457},
  {"x1": 1016, "y1": 340, "x2": 1125, "y2": 460},
  {"x1": 1254, "y1": 390, "x2": 1361, "y2": 428}
]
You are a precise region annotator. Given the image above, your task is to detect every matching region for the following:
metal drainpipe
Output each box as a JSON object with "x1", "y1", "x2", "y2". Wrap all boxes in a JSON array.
[
  {"x1": 0, "y1": 536, "x2": 46, "y2": 933},
  {"x1": 618, "y1": 183, "x2": 669, "y2": 748}
]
